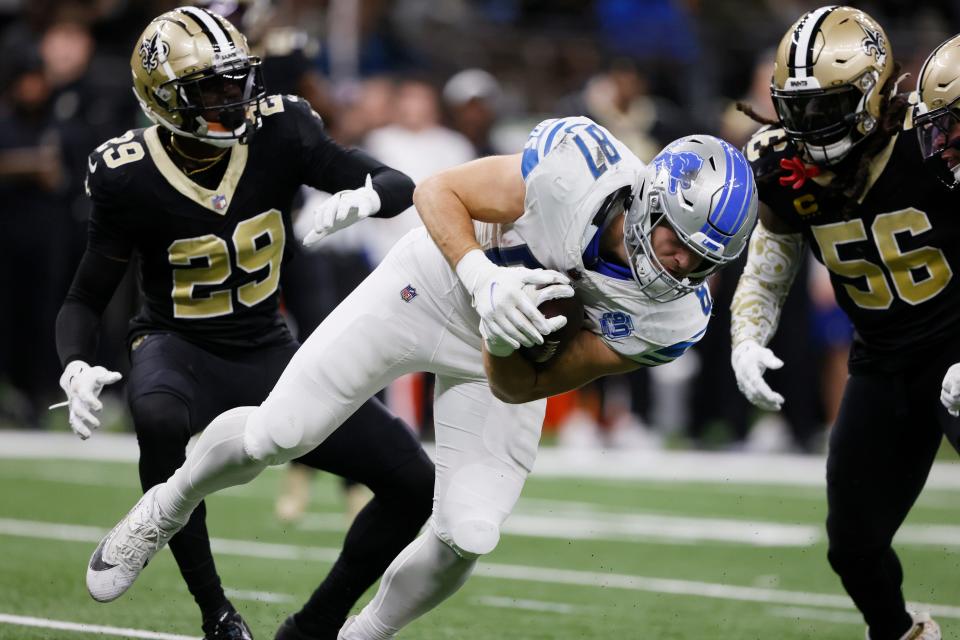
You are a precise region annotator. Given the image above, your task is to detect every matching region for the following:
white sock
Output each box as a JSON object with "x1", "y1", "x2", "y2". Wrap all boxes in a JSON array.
[
  {"x1": 341, "y1": 530, "x2": 477, "y2": 639},
  {"x1": 155, "y1": 406, "x2": 267, "y2": 521}
]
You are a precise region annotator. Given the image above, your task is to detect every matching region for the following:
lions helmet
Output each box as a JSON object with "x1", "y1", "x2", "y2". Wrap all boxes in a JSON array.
[
  {"x1": 131, "y1": 6, "x2": 265, "y2": 146},
  {"x1": 771, "y1": 6, "x2": 893, "y2": 165},
  {"x1": 624, "y1": 135, "x2": 758, "y2": 303},
  {"x1": 914, "y1": 34, "x2": 960, "y2": 188}
]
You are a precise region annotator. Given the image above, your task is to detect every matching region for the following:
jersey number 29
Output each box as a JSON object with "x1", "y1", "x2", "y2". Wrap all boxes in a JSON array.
[{"x1": 168, "y1": 209, "x2": 285, "y2": 318}]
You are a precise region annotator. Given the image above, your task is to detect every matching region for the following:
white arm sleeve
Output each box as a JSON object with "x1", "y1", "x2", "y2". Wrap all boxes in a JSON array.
[{"x1": 730, "y1": 219, "x2": 806, "y2": 348}]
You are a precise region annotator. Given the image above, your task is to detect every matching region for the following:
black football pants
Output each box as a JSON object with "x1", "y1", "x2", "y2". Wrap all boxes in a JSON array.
[
  {"x1": 826, "y1": 346, "x2": 960, "y2": 640},
  {"x1": 126, "y1": 332, "x2": 433, "y2": 629}
]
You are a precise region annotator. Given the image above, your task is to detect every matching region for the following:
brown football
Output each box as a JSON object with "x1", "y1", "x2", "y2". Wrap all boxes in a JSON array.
[{"x1": 519, "y1": 295, "x2": 585, "y2": 365}]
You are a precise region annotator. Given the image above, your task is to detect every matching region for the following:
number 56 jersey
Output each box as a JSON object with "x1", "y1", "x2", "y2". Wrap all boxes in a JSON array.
[
  {"x1": 85, "y1": 95, "x2": 364, "y2": 353},
  {"x1": 746, "y1": 122, "x2": 960, "y2": 371},
  {"x1": 476, "y1": 117, "x2": 712, "y2": 366}
]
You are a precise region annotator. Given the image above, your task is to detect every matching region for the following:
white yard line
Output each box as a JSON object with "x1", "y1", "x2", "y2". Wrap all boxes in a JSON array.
[
  {"x1": 6, "y1": 429, "x2": 960, "y2": 488},
  {"x1": 0, "y1": 613, "x2": 198, "y2": 640},
  {"x1": 474, "y1": 596, "x2": 578, "y2": 614},
  {"x1": 5, "y1": 517, "x2": 960, "y2": 621},
  {"x1": 766, "y1": 606, "x2": 865, "y2": 625},
  {"x1": 224, "y1": 588, "x2": 295, "y2": 604},
  {"x1": 298, "y1": 510, "x2": 960, "y2": 551},
  {"x1": 298, "y1": 511, "x2": 821, "y2": 548}
]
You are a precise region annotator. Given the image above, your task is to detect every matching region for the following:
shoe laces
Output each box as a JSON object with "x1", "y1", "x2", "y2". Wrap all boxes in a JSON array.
[{"x1": 109, "y1": 497, "x2": 176, "y2": 571}]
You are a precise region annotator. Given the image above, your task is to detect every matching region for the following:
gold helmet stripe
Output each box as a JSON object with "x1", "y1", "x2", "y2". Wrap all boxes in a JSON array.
[
  {"x1": 179, "y1": 6, "x2": 233, "y2": 52},
  {"x1": 789, "y1": 5, "x2": 838, "y2": 79}
]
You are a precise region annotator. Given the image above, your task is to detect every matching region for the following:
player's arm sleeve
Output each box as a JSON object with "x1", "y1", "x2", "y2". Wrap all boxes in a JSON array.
[
  {"x1": 484, "y1": 329, "x2": 641, "y2": 404},
  {"x1": 729, "y1": 208, "x2": 806, "y2": 349},
  {"x1": 55, "y1": 198, "x2": 132, "y2": 367},
  {"x1": 295, "y1": 101, "x2": 414, "y2": 218}
]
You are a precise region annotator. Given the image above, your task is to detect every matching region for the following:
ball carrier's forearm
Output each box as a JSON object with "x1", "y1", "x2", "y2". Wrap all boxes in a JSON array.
[{"x1": 414, "y1": 155, "x2": 528, "y2": 270}]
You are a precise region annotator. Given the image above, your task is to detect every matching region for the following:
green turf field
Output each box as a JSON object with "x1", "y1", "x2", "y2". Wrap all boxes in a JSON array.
[{"x1": 1, "y1": 453, "x2": 959, "y2": 640}]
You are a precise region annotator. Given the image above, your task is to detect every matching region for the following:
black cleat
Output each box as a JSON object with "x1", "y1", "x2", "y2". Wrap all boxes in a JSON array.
[{"x1": 203, "y1": 606, "x2": 254, "y2": 640}]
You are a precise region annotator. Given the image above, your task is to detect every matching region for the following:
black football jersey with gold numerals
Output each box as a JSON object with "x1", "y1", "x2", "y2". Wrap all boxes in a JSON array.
[
  {"x1": 745, "y1": 123, "x2": 960, "y2": 370},
  {"x1": 85, "y1": 94, "x2": 355, "y2": 352}
]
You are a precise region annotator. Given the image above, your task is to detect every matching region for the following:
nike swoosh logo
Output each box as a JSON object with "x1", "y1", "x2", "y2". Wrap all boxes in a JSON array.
[
  {"x1": 88, "y1": 157, "x2": 98, "y2": 174},
  {"x1": 89, "y1": 538, "x2": 117, "y2": 571}
]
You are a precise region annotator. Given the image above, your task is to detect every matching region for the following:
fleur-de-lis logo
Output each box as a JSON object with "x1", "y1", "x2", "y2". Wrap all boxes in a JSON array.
[
  {"x1": 859, "y1": 22, "x2": 886, "y2": 66},
  {"x1": 139, "y1": 31, "x2": 169, "y2": 73}
]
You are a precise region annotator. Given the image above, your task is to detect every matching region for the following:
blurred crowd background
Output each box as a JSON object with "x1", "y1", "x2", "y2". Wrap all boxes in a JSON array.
[{"x1": 0, "y1": 0, "x2": 956, "y2": 454}]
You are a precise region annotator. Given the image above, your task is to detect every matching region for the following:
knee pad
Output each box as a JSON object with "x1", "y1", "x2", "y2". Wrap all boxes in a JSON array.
[
  {"x1": 242, "y1": 398, "x2": 306, "y2": 466},
  {"x1": 448, "y1": 518, "x2": 500, "y2": 558}
]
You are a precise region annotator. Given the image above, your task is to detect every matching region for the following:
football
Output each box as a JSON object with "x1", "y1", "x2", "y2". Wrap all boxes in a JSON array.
[{"x1": 519, "y1": 294, "x2": 584, "y2": 365}]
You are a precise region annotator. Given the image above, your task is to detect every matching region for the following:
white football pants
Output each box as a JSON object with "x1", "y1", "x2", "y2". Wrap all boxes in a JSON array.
[{"x1": 158, "y1": 227, "x2": 546, "y2": 636}]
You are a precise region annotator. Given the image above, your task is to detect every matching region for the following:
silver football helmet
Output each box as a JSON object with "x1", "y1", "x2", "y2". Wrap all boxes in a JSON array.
[{"x1": 624, "y1": 135, "x2": 758, "y2": 302}]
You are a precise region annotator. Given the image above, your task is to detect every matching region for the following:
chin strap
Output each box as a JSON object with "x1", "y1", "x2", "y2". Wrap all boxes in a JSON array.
[{"x1": 730, "y1": 220, "x2": 805, "y2": 349}]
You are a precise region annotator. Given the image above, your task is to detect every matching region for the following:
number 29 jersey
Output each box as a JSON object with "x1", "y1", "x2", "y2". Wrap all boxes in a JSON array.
[
  {"x1": 85, "y1": 95, "x2": 355, "y2": 352},
  {"x1": 745, "y1": 121, "x2": 960, "y2": 370}
]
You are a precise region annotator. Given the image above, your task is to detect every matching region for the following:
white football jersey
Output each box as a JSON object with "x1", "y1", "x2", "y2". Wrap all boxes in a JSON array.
[{"x1": 475, "y1": 117, "x2": 712, "y2": 366}]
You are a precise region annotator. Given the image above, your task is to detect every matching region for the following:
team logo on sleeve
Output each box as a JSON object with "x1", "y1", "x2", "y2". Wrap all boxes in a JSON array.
[
  {"x1": 653, "y1": 150, "x2": 704, "y2": 194},
  {"x1": 138, "y1": 32, "x2": 169, "y2": 73},
  {"x1": 600, "y1": 311, "x2": 634, "y2": 339}
]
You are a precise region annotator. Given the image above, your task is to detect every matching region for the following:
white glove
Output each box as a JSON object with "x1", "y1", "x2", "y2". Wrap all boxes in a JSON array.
[
  {"x1": 941, "y1": 363, "x2": 960, "y2": 417},
  {"x1": 731, "y1": 340, "x2": 785, "y2": 411},
  {"x1": 58, "y1": 360, "x2": 122, "y2": 439},
  {"x1": 303, "y1": 174, "x2": 381, "y2": 247},
  {"x1": 456, "y1": 249, "x2": 574, "y2": 357}
]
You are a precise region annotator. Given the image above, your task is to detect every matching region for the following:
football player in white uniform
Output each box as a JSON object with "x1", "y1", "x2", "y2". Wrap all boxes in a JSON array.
[{"x1": 87, "y1": 117, "x2": 757, "y2": 638}]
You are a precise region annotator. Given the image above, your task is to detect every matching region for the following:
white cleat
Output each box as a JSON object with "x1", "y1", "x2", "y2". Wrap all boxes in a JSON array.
[
  {"x1": 86, "y1": 484, "x2": 187, "y2": 602},
  {"x1": 867, "y1": 611, "x2": 941, "y2": 640}
]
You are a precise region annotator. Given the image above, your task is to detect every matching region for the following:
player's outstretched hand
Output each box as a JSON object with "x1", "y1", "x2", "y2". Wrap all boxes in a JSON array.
[
  {"x1": 941, "y1": 363, "x2": 960, "y2": 417},
  {"x1": 303, "y1": 174, "x2": 381, "y2": 246},
  {"x1": 456, "y1": 249, "x2": 573, "y2": 357},
  {"x1": 57, "y1": 360, "x2": 122, "y2": 440},
  {"x1": 731, "y1": 340, "x2": 785, "y2": 411}
]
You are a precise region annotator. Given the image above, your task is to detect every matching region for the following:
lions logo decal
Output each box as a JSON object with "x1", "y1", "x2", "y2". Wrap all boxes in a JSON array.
[
  {"x1": 653, "y1": 149, "x2": 703, "y2": 194},
  {"x1": 858, "y1": 21, "x2": 886, "y2": 65},
  {"x1": 139, "y1": 32, "x2": 169, "y2": 73}
]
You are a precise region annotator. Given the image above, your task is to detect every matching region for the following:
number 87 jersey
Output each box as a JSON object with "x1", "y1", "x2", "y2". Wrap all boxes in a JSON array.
[
  {"x1": 85, "y1": 94, "x2": 361, "y2": 352},
  {"x1": 745, "y1": 123, "x2": 960, "y2": 369},
  {"x1": 477, "y1": 116, "x2": 714, "y2": 367}
]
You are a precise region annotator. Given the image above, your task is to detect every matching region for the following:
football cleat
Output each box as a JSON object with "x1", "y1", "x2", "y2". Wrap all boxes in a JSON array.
[
  {"x1": 203, "y1": 605, "x2": 254, "y2": 640},
  {"x1": 86, "y1": 484, "x2": 187, "y2": 602},
  {"x1": 867, "y1": 611, "x2": 941, "y2": 640}
]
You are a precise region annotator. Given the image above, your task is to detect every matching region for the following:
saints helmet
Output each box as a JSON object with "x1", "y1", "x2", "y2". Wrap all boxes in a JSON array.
[
  {"x1": 771, "y1": 5, "x2": 893, "y2": 164},
  {"x1": 131, "y1": 6, "x2": 265, "y2": 146},
  {"x1": 624, "y1": 135, "x2": 758, "y2": 302},
  {"x1": 914, "y1": 34, "x2": 960, "y2": 188}
]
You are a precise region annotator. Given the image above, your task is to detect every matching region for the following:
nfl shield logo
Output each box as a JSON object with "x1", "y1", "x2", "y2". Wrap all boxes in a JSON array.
[
  {"x1": 400, "y1": 284, "x2": 418, "y2": 302},
  {"x1": 212, "y1": 194, "x2": 228, "y2": 210}
]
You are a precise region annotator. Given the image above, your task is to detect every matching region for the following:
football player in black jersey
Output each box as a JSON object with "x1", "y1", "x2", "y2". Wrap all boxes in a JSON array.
[
  {"x1": 730, "y1": 7, "x2": 959, "y2": 640},
  {"x1": 54, "y1": 7, "x2": 433, "y2": 640}
]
